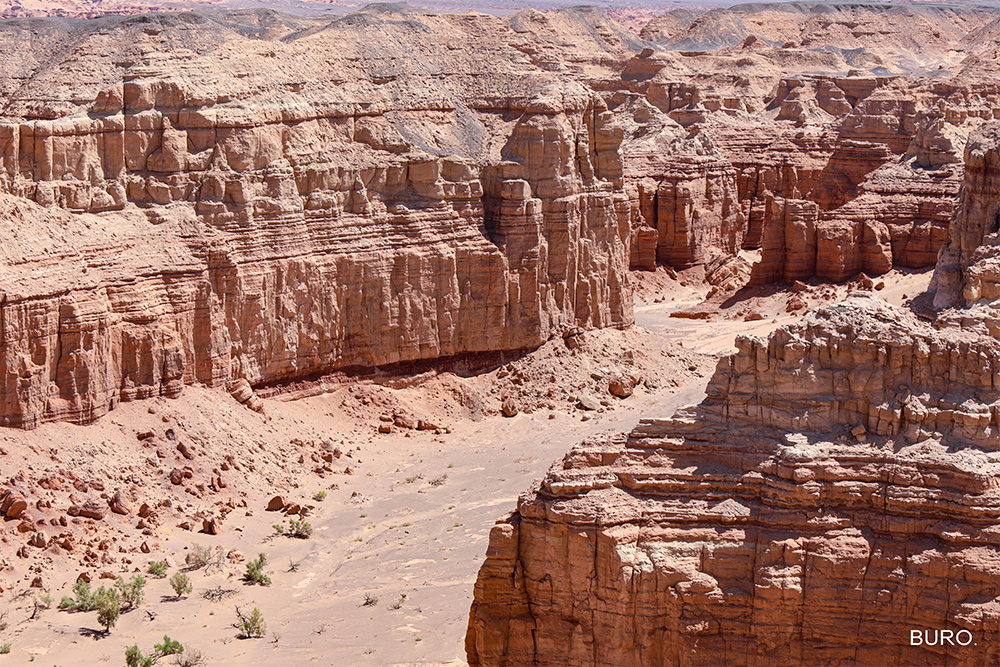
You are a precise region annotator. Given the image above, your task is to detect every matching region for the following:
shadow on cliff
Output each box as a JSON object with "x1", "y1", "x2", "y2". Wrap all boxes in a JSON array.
[
  {"x1": 719, "y1": 282, "x2": 794, "y2": 309},
  {"x1": 254, "y1": 346, "x2": 544, "y2": 398}
]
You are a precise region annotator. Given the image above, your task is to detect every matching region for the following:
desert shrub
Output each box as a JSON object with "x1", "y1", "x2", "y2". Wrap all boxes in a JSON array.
[
  {"x1": 169, "y1": 572, "x2": 192, "y2": 598},
  {"x1": 187, "y1": 545, "x2": 212, "y2": 569},
  {"x1": 173, "y1": 649, "x2": 206, "y2": 666},
  {"x1": 94, "y1": 586, "x2": 121, "y2": 632},
  {"x1": 125, "y1": 645, "x2": 154, "y2": 667},
  {"x1": 154, "y1": 635, "x2": 184, "y2": 656},
  {"x1": 312, "y1": 491, "x2": 326, "y2": 501},
  {"x1": 234, "y1": 606, "x2": 266, "y2": 638},
  {"x1": 148, "y1": 561, "x2": 168, "y2": 578},
  {"x1": 126, "y1": 636, "x2": 185, "y2": 667},
  {"x1": 244, "y1": 553, "x2": 271, "y2": 586},
  {"x1": 287, "y1": 518, "x2": 312, "y2": 539},
  {"x1": 115, "y1": 575, "x2": 146, "y2": 609},
  {"x1": 0, "y1": 644, "x2": 10, "y2": 654},
  {"x1": 59, "y1": 579, "x2": 96, "y2": 612}
]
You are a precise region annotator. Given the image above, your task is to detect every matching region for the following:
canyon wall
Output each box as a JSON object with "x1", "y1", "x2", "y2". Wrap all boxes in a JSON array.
[
  {"x1": 615, "y1": 24, "x2": 998, "y2": 282},
  {"x1": 934, "y1": 121, "x2": 1000, "y2": 308},
  {"x1": 468, "y1": 293, "x2": 1000, "y2": 666},
  {"x1": 0, "y1": 8, "x2": 639, "y2": 428}
]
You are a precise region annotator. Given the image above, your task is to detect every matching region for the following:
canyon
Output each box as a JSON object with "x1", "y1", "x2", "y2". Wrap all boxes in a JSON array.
[
  {"x1": 467, "y1": 8, "x2": 1000, "y2": 663},
  {"x1": 1, "y1": 1, "x2": 1000, "y2": 665}
]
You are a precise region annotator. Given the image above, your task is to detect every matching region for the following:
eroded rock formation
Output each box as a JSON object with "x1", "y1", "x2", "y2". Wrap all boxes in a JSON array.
[
  {"x1": 0, "y1": 8, "x2": 638, "y2": 428},
  {"x1": 467, "y1": 294, "x2": 1000, "y2": 666},
  {"x1": 934, "y1": 121, "x2": 1000, "y2": 309}
]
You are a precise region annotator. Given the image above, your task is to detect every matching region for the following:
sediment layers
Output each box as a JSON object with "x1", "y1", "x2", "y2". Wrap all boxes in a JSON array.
[
  {"x1": 0, "y1": 8, "x2": 639, "y2": 427},
  {"x1": 468, "y1": 295, "x2": 1000, "y2": 666}
]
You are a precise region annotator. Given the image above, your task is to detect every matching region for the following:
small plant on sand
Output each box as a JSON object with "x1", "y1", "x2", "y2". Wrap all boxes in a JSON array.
[
  {"x1": 94, "y1": 586, "x2": 121, "y2": 632},
  {"x1": 244, "y1": 553, "x2": 271, "y2": 586},
  {"x1": 115, "y1": 575, "x2": 146, "y2": 609},
  {"x1": 173, "y1": 649, "x2": 206, "y2": 667},
  {"x1": 0, "y1": 644, "x2": 10, "y2": 654},
  {"x1": 273, "y1": 518, "x2": 312, "y2": 539},
  {"x1": 126, "y1": 636, "x2": 185, "y2": 667},
  {"x1": 312, "y1": 490, "x2": 327, "y2": 501},
  {"x1": 362, "y1": 592, "x2": 379, "y2": 607},
  {"x1": 234, "y1": 606, "x2": 266, "y2": 639},
  {"x1": 37, "y1": 592, "x2": 52, "y2": 608},
  {"x1": 169, "y1": 572, "x2": 192, "y2": 598},
  {"x1": 59, "y1": 579, "x2": 97, "y2": 612},
  {"x1": 125, "y1": 645, "x2": 154, "y2": 667},
  {"x1": 154, "y1": 635, "x2": 184, "y2": 657},
  {"x1": 287, "y1": 518, "x2": 312, "y2": 539},
  {"x1": 148, "y1": 561, "x2": 168, "y2": 578},
  {"x1": 187, "y1": 545, "x2": 212, "y2": 569}
]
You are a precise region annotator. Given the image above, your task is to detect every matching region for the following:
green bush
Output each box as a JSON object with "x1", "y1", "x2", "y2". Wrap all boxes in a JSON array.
[
  {"x1": 312, "y1": 491, "x2": 326, "y2": 501},
  {"x1": 154, "y1": 635, "x2": 184, "y2": 656},
  {"x1": 287, "y1": 518, "x2": 312, "y2": 539},
  {"x1": 148, "y1": 561, "x2": 167, "y2": 578},
  {"x1": 94, "y1": 586, "x2": 121, "y2": 632},
  {"x1": 59, "y1": 579, "x2": 97, "y2": 612},
  {"x1": 115, "y1": 575, "x2": 146, "y2": 609},
  {"x1": 0, "y1": 644, "x2": 10, "y2": 654},
  {"x1": 169, "y1": 572, "x2": 192, "y2": 598},
  {"x1": 125, "y1": 636, "x2": 184, "y2": 667},
  {"x1": 125, "y1": 645, "x2": 153, "y2": 667},
  {"x1": 244, "y1": 553, "x2": 271, "y2": 586},
  {"x1": 234, "y1": 606, "x2": 266, "y2": 639}
]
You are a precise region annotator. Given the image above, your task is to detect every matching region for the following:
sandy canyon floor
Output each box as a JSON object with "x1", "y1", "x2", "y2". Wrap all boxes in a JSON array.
[{"x1": 0, "y1": 268, "x2": 931, "y2": 666}]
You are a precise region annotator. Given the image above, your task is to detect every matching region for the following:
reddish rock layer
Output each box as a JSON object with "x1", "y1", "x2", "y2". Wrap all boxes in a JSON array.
[
  {"x1": 0, "y1": 8, "x2": 639, "y2": 428},
  {"x1": 468, "y1": 295, "x2": 1000, "y2": 666}
]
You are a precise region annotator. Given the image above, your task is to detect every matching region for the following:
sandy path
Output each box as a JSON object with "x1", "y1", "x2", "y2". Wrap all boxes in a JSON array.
[{"x1": 8, "y1": 352, "x2": 708, "y2": 666}]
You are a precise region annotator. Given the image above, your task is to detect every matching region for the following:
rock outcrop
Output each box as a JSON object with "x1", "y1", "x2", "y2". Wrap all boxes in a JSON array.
[
  {"x1": 468, "y1": 295, "x2": 1000, "y2": 666},
  {"x1": 934, "y1": 121, "x2": 1000, "y2": 308},
  {"x1": 0, "y1": 8, "x2": 636, "y2": 428}
]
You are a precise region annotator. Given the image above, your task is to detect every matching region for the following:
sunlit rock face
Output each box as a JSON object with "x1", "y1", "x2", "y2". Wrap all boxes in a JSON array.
[
  {"x1": 468, "y1": 294, "x2": 1000, "y2": 667},
  {"x1": 0, "y1": 8, "x2": 638, "y2": 427}
]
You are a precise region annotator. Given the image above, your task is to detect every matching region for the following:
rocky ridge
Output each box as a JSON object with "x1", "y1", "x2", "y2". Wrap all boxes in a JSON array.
[{"x1": 468, "y1": 293, "x2": 1000, "y2": 666}]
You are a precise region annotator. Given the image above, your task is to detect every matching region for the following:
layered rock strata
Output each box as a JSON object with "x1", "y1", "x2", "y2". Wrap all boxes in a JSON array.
[
  {"x1": 0, "y1": 8, "x2": 637, "y2": 428},
  {"x1": 468, "y1": 295, "x2": 1000, "y2": 666},
  {"x1": 934, "y1": 121, "x2": 1000, "y2": 308},
  {"x1": 616, "y1": 51, "x2": 970, "y2": 280}
]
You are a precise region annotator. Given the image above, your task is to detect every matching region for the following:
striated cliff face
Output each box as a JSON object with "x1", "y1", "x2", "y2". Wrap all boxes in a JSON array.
[
  {"x1": 729, "y1": 81, "x2": 964, "y2": 284},
  {"x1": 467, "y1": 295, "x2": 1000, "y2": 666},
  {"x1": 934, "y1": 121, "x2": 1000, "y2": 308},
  {"x1": 615, "y1": 43, "x2": 974, "y2": 281},
  {"x1": 0, "y1": 8, "x2": 637, "y2": 428},
  {"x1": 467, "y1": 103, "x2": 1000, "y2": 667}
]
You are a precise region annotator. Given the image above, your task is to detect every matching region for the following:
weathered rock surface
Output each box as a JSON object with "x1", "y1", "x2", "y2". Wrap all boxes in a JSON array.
[
  {"x1": 0, "y1": 7, "x2": 636, "y2": 428},
  {"x1": 934, "y1": 121, "x2": 1000, "y2": 309},
  {"x1": 617, "y1": 48, "x2": 971, "y2": 281},
  {"x1": 468, "y1": 295, "x2": 1000, "y2": 666}
]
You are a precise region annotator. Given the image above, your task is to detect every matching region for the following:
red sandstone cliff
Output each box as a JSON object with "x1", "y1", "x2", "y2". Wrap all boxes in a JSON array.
[
  {"x1": 0, "y1": 8, "x2": 640, "y2": 428},
  {"x1": 468, "y1": 294, "x2": 1000, "y2": 666},
  {"x1": 467, "y1": 112, "x2": 1000, "y2": 667}
]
